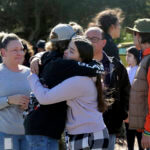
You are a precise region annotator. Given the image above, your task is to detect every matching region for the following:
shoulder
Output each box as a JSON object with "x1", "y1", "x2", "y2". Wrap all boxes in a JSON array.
[
  {"x1": 126, "y1": 66, "x2": 130, "y2": 70},
  {"x1": 104, "y1": 33, "x2": 112, "y2": 41},
  {"x1": 126, "y1": 66, "x2": 130, "y2": 72},
  {"x1": 104, "y1": 34, "x2": 116, "y2": 46},
  {"x1": 0, "y1": 64, "x2": 10, "y2": 73},
  {"x1": 64, "y1": 76, "x2": 91, "y2": 82},
  {"x1": 41, "y1": 51, "x2": 51, "y2": 60},
  {"x1": 0, "y1": 64, "x2": 6, "y2": 74},
  {"x1": 54, "y1": 58, "x2": 76, "y2": 64},
  {"x1": 141, "y1": 55, "x2": 150, "y2": 65},
  {"x1": 112, "y1": 57, "x2": 124, "y2": 68},
  {"x1": 62, "y1": 76, "x2": 94, "y2": 87},
  {"x1": 20, "y1": 65, "x2": 30, "y2": 70},
  {"x1": 140, "y1": 55, "x2": 150, "y2": 72},
  {"x1": 19, "y1": 65, "x2": 30, "y2": 74},
  {"x1": 0, "y1": 64, "x2": 4, "y2": 71},
  {"x1": 52, "y1": 59, "x2": 77, "y2": 67}
]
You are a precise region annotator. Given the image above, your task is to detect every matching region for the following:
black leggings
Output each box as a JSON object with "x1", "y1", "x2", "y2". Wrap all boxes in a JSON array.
[{"x1": 125, "y1": 123, "x2": 143, "y2": 150}]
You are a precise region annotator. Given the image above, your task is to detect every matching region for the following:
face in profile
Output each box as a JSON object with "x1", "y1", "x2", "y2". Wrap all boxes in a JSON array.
[
  {"x1": 64, "y1": 40, "x2": 81, "y2": 62},
  {"x1": 133, "y1": 32, "x2": 141, "y2": 50},
  {"x1": 112, "y1": 21, "x2": 121, "y2": 39},
  {"x1": 126, "y1": 52, "x2": 137, "y2": 66}
]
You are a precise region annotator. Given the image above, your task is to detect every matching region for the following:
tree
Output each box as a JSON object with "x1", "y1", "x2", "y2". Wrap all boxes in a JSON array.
[{"x1": 0, "y1": 0, "x2": 150, "y2": 43}]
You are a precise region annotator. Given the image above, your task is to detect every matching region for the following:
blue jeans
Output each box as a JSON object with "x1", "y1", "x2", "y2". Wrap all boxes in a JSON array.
[
  {"x1": 108, "y1": 134, "x2": 116, "y2": 150},
  {"x1": 0, "y1": 132, "x2": 28, "y2": 150},
  {"x1": 26, "y1": 135, "x2": 58, "y2": 150}
]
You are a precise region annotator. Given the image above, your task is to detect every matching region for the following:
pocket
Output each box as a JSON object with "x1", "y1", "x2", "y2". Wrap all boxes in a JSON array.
[
  {"x1": 68, "y1": 134, "x2": 89, "y2": 149},
  {"x1": 26, "y1": 135, "x2": 45, "y2": 147},
  {"x1": 25, "y1": 109, "x2": 50, "y2": 131}
]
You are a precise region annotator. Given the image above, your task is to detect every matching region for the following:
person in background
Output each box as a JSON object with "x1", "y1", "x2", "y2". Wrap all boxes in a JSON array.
[
  {"x1": 69, "y1": 21, "x2": 84, "y2": 35},
  {"x1": 0, "y1": 32, "x2": 7, "y2": 63},
  {"x1": 126, "y1": 46, "x2": 140, "y2": 84},
  {"x1": 35, "y1": 39, "x2": 46, "y2": 54},
  {"x1": 0, "y1": 33, "x2": 30, "y2": 150},
  {"x1": 89, "y1": 8, "x2": 124, "y2": 60},
  {"x1": 125, "y1": 46, "x2": 143, "y2": 150},
  {"x1": 45, "y1": 41, "x2": 52, "y2": 51},
  {"x1": 126, "y1": 18, "x2": 150, "y2": 149},
  {"x1": 21, "y1": 39, "x2": 34, "y2": 67},
  {"x1": 85, "y1": 27, "x2": 130, "y2": 150}
]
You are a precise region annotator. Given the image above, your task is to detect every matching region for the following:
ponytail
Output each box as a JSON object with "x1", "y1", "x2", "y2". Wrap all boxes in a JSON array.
[{"x1": 96, "y1": 74, "x2": 107, "y2": 113}]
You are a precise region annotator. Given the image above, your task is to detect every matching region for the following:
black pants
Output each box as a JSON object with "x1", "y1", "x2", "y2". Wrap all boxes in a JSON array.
[{"x1": 125, "y1": 123, "x2": 143, "y2": 150}]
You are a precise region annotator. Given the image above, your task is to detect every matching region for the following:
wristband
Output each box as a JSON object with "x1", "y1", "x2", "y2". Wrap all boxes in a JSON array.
[
  {"x1": 144, "y1": 130, "x2": 150, "y2": 136},
  {"x1": 144, "y1": 133, "x2": 150, "y2": 137},
  {"x1": 6, "y1": 97, "x2": 11, "y2": 105}
]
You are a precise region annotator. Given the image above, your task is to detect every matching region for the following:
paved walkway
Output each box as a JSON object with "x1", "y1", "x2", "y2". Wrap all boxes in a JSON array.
[{"x1": 115, "y1": 138, "x2": 139, "y2": 150}]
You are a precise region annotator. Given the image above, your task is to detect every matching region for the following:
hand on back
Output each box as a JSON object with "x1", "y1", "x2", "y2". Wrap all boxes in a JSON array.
[{"x1": 30, "y1": 57, "x2": 41, "y2": 75}]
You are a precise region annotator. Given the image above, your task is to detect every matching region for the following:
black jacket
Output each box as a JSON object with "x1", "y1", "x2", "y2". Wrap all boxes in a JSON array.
[
  {"x1": 103, "y1": 33, "x2": 120, "y2": 60},
  {"x1": 24, "y1": 50, "x2": 103, "y2": 139},
  {"x1": 0, "y1": 56, "x2": 2, "y2": 63},
  {"x1": 102, "y1": 52, "x2": 130, "y2": 135}
]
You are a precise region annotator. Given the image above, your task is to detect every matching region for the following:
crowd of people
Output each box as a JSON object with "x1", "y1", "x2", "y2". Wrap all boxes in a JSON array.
[{"x1": 0, "y1": 8, "x2": 150, "y2": 150}]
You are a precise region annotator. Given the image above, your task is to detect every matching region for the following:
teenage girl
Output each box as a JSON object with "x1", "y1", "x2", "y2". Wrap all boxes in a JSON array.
[{"x1": 28, "y1": 36, "x2": 109, "y2": 150}]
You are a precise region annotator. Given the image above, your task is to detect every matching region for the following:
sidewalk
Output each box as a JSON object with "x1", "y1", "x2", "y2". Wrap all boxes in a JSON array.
[{"x1": 115, "y1": 138, "x2": 139, "y2": 150}]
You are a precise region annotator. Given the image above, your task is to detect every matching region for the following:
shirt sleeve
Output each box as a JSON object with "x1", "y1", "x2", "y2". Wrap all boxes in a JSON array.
[
  {"x1": 29, "y1": 51, "x2": 45, "y2": 62},
  {"x1": 144, "y1": 66, "x2": 150, "y2": 132},
  {"x1": 54, "y1": 59, "x2": 103, "y2": 77},
  {"x1": 0, "y1": 96, "x2": 9, "y2": 110},
  {"x1": 28, "y1": 74, "x2": 85, "y2": 105}
]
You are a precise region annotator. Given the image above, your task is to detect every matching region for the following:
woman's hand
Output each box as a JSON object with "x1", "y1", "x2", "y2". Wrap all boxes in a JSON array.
[
  {"x1": 30, "y1": 57, "x2": 41, "y2": 75},
  {"x1": 141, "y1": 134, "x2": 150, "y2": 149},
  {"x1": 8, "y1": 94, "x2": 29, "y2": 109}
]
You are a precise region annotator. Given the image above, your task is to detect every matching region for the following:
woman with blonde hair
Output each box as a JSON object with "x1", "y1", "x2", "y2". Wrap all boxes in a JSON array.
[{"x1": 0, "y1": 33, "x2": 30, "y2": 150}]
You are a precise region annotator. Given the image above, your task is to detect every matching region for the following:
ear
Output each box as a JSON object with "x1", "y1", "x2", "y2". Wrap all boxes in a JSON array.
[
  {"x1": 1, "y1": 48, "x2": 6, "y2": 57},
  {"x1": 102, "y1": 39, "x2": 107, "y2": 48},
  {"x1": 135, "y1": 33, "x2": 142, "y2": 50},
  {"x1": 109, "y1": 24, "x2": 115, "y2": 32},
  {"x1": 136, "y1": 32, "x2": 140, "y2": 38}
]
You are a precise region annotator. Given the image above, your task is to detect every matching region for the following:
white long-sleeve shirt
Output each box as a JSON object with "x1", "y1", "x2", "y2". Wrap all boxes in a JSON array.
[
  {"x1": 126, "y1": 65, "x2": 138, "y2": 84},
  {"x1": 28, "y1": 74, "x2": 106, "y2": 134}
]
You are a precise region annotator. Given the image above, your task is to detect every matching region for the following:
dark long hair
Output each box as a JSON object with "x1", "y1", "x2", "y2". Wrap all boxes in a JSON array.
[
  {"x1": 73, "y1": 36, "x2": 93, "y2": 63},
  {"x1": 92, "y1": 8, "x2": 123, "y2": 33},
  {"x1": 96, "y1": 74, "x2": 107, "y2": 112},
  {"x1": 21, "y1": 39, "x2": 34, "y2": 67},
  {"x1": 73, "y1": 36, "x2": 107, "y2": 112}
]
